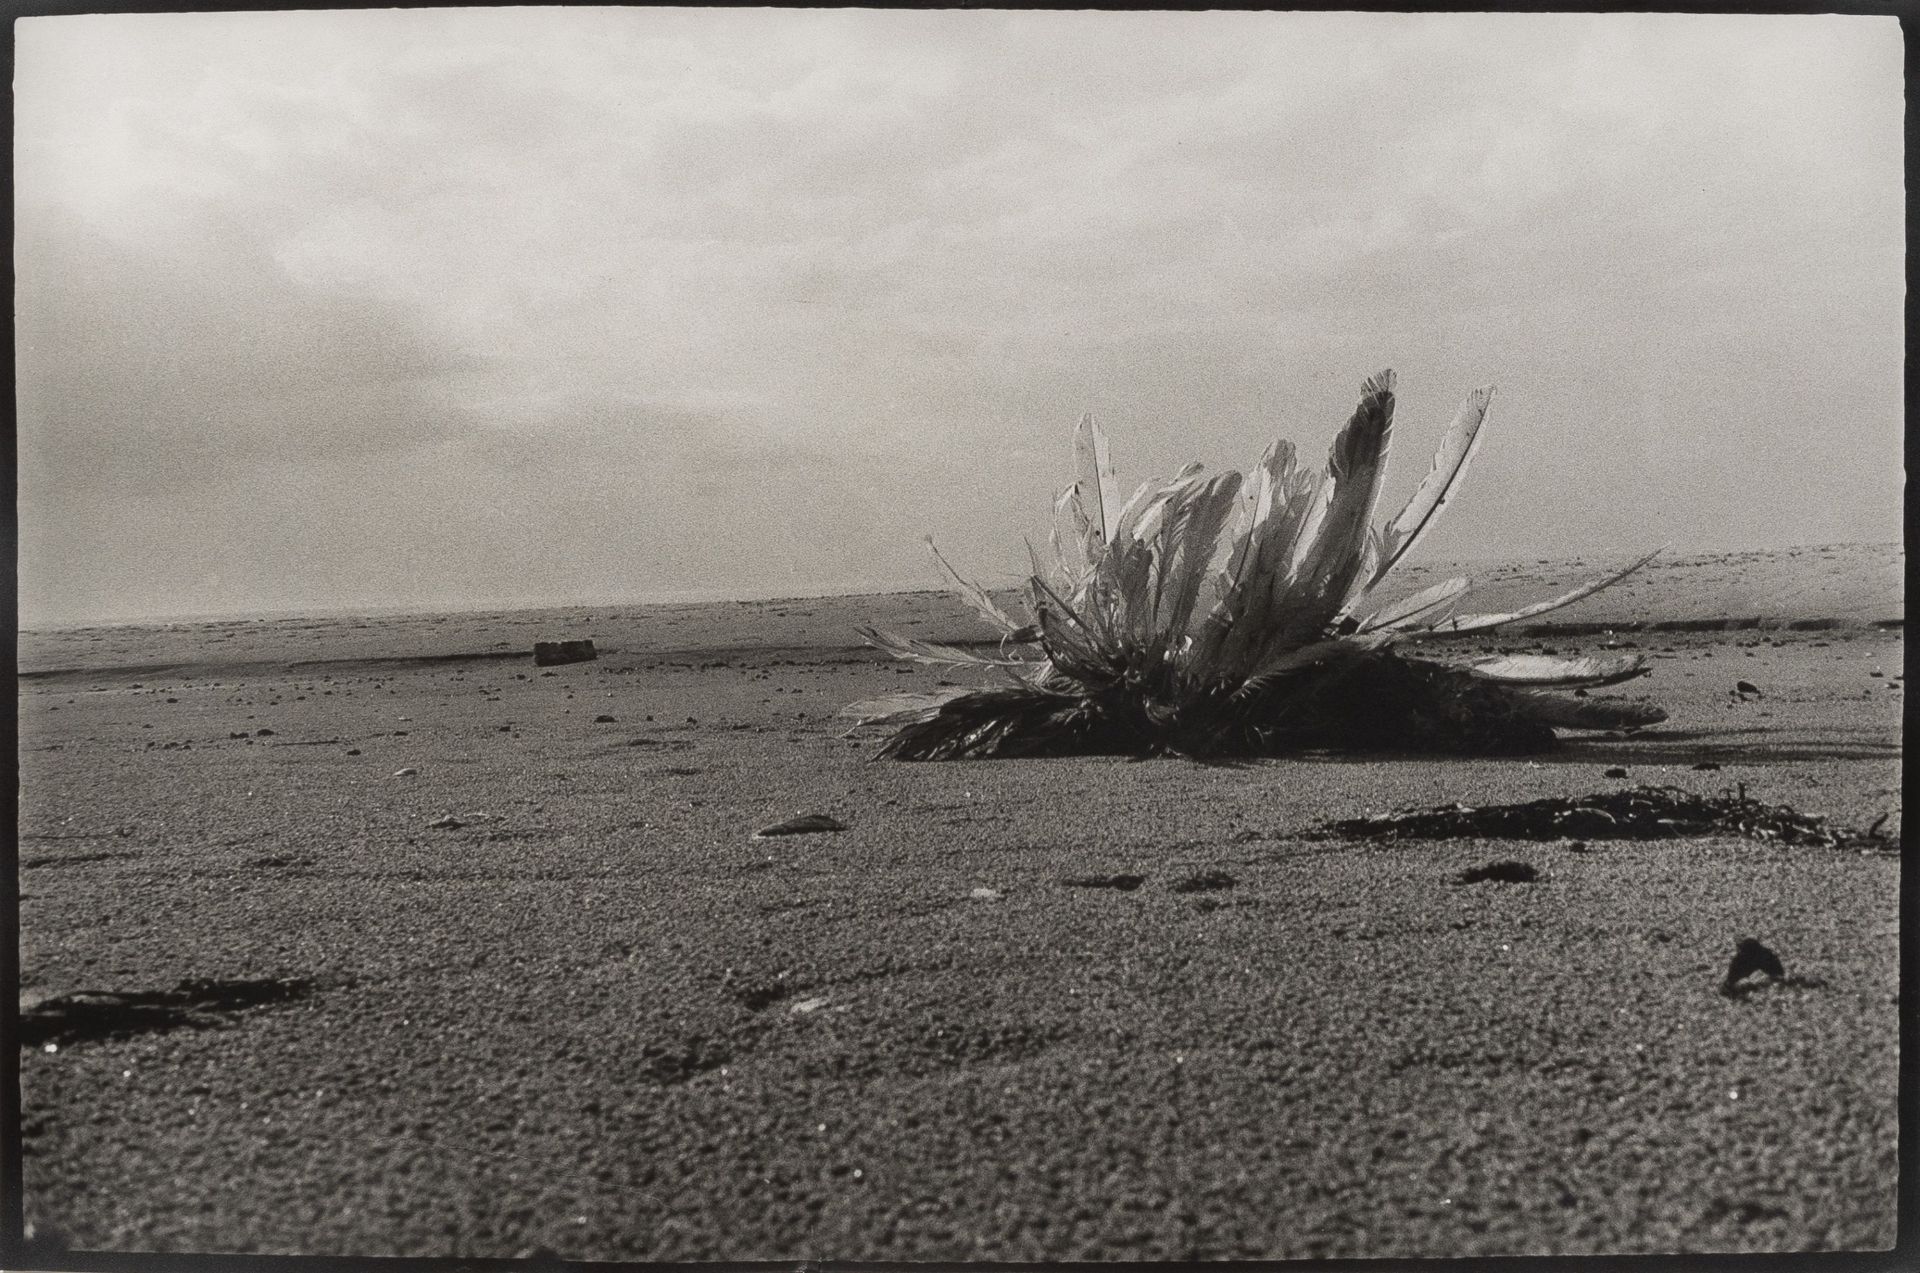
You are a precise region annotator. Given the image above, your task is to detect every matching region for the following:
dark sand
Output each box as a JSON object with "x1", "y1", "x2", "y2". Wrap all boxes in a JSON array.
[{"x1": 13, "y1": 544, "x2": 1903, "y2": 1259}]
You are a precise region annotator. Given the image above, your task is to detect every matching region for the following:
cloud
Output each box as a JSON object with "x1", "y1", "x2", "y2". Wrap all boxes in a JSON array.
[
  {"x1": 16, "y1": 206, "x2": 475, "y2": 497},
  {"x1": 14, "y1": 10, "x2": 1904, "y2": 623}
]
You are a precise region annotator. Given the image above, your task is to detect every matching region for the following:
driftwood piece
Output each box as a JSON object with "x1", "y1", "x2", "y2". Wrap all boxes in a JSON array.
[{"x1": 533, "y1": 639, "x2": 597, "y2": 667}]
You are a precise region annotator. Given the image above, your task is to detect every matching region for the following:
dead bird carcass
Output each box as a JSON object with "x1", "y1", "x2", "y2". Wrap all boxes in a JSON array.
[{"x1": 845, "y1": 370, "x2": 1667, "y2": 760}]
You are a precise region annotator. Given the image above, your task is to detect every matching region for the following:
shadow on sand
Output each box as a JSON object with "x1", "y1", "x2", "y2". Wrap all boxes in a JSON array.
[{"x1": 18, "y1": 977, "x2": 318, "y2": 1049}]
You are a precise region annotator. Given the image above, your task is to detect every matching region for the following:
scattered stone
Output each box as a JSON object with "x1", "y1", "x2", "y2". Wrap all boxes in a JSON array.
[
  {"x1": 1062, "y1": 873, "x2": 1146, "y2": 891},
  {"x1": 788, "y1": 996, "x2": 830, "y2": 1016},
  {"x1": 969, "y1": 886, "x2": 1004, "y2": 901},
  {"x1": 428, "y1": 815, "x2": 465, "y2": 830},
  {"x1": 255, "y1": 728, "x2": 275, "y2": 737},
  {"x1": 753, "y1": 814, "x2": 848, "y2": 838},
  {"x1": 723, "y1": 970, "x2": 794, "y2": 1011},
  {"x1": 1734, "y1": 680, "x2": 1762, "y2": 697},
  {"x1": 345, "y1": 749, "x2": 361, "y2": 756},
  {"x1": 1604, "y1": 766, "x2": 1629, "y2": 778},
  {"x1": 1455, "y1": 860, "x2": 1539, "y2": 885},
  {"x1": 1326, "y1": 785, "x2": 1889, "y2": 851},
  {"x1": 1691, "y1": 761, "x2": 1722, "y2": 771},
  {"x1": 594, "y1": 714, "x2": 617, "y2": 723},
  {"x1": 1721, "y1": 938, "x2": 1787, "y2": 996},
  {"x1": 1171, "y1": 870, "x2": 1238, "y2": 894},
  {"x1": 534, "y1": 640, "x2": 597, "y2": 667},
  {"x1": 393, "y1": 768, "x2": 418, "y2": 777}
]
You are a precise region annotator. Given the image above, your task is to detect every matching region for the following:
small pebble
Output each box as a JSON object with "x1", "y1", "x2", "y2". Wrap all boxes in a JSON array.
[
  {"x1": 755, "y1": 814, "x2": 847, "y2": 838},
  {"x1": 1722, "y1": 937, "x2": 1787, "y2": 995},
  {"x1": 1455, "y1": 860, "x2": 1538, "y2": 885}
]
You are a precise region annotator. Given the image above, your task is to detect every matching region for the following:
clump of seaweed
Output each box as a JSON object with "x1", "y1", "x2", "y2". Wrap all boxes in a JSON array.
[
  {"x1": 1324, "y1": 784, "x2": 1899, "y2": 852},
  {"x1": 846, "y1": 370, "x2": 1665, "y2": 759}
]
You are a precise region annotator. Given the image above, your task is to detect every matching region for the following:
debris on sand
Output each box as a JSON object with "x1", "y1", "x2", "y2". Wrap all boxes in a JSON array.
[
  {"x1": 1721, "y1": 938, "x2": 1786, "y2": 996},
  {"x1": 18, "y1": 977, "x2": 315, "y2": 1048},
  {"x1": 1454, "y1": 860, "x2": 1539, "y2": 885},
  {"x1": 533, "y1": 639, "x2": 597, "y2": 667},
  {"x1": 1171, "y1": 870, "x2": 1238, "y2": 893},
  {"x1": 753, "y1": 813, "x2": 848, "y2": 838},
  {"x1": 1062, "y1": 873, "x2": 1147, "y2": 891},
  {"x1": 848, "y1": 371, "x2": 1666, "y2": 761},
  {"x1": 1326, "y1": 785, "x2": 1897, "y2": 852}
]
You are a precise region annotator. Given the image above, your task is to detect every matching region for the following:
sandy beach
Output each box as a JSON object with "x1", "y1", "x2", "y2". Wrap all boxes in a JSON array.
[{"x1": 14, "y1": 543, "x2": 1903, "y2": 1259}]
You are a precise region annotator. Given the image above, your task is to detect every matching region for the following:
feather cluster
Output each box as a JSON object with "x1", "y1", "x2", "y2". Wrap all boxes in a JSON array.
[{"x1": 847, "y1": 371, "x2": 1666, "y2": 759}]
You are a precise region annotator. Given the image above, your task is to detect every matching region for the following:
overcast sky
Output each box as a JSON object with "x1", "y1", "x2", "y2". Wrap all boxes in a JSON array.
[{"x1": 15, "y1": 10, "x2": 1904, "y2": 625}]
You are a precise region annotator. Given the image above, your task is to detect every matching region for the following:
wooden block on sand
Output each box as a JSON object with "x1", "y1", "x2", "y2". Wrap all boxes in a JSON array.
[{"x1": 533, "y1": 639, "x2": 597, "y2": 666}]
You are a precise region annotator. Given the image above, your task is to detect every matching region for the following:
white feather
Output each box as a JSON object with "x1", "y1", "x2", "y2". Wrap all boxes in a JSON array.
[
  {"x1": 1371, "y1": 386, "x2": 1494, "y2": 587},
  {"x1": 1463, "y1": 652, "x2": 1651, "y2": 688},
  {"x1": 1431, "y1": 547, "x2": 1664, "y2": 634},
  {"x1": 1358, "y1": 576, "x2": 1472, "y2": 632}
]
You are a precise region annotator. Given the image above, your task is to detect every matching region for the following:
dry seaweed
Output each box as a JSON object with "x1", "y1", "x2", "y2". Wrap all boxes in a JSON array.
[
  {"x1": 1454, "y1": 860, "x2": 1539, "y2": 884},
  {"x1": 1324, "y1": 785, "x2": 1899, "y2": 852}
]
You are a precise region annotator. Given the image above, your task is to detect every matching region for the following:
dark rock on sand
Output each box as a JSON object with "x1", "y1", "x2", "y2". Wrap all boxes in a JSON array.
[
  {"x1": 1062, "y1": 873, "x2": 1147, "y2": 891},
  {"x1": 753, "y1": 813, "x2": 847, "y2": 838},
  {"x1": 1455, "y1": 861, "x2": 1539, "y2": 885},
  {"x1": 1722, "y1": 938, "x2": 1787, "y2": 995},
  {"x1": 533, "y1": 640, "x2": 597, "y2": 667},
  {"x1": 1171, "y1": 870, "x2": 1238, "y2": 893}
]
